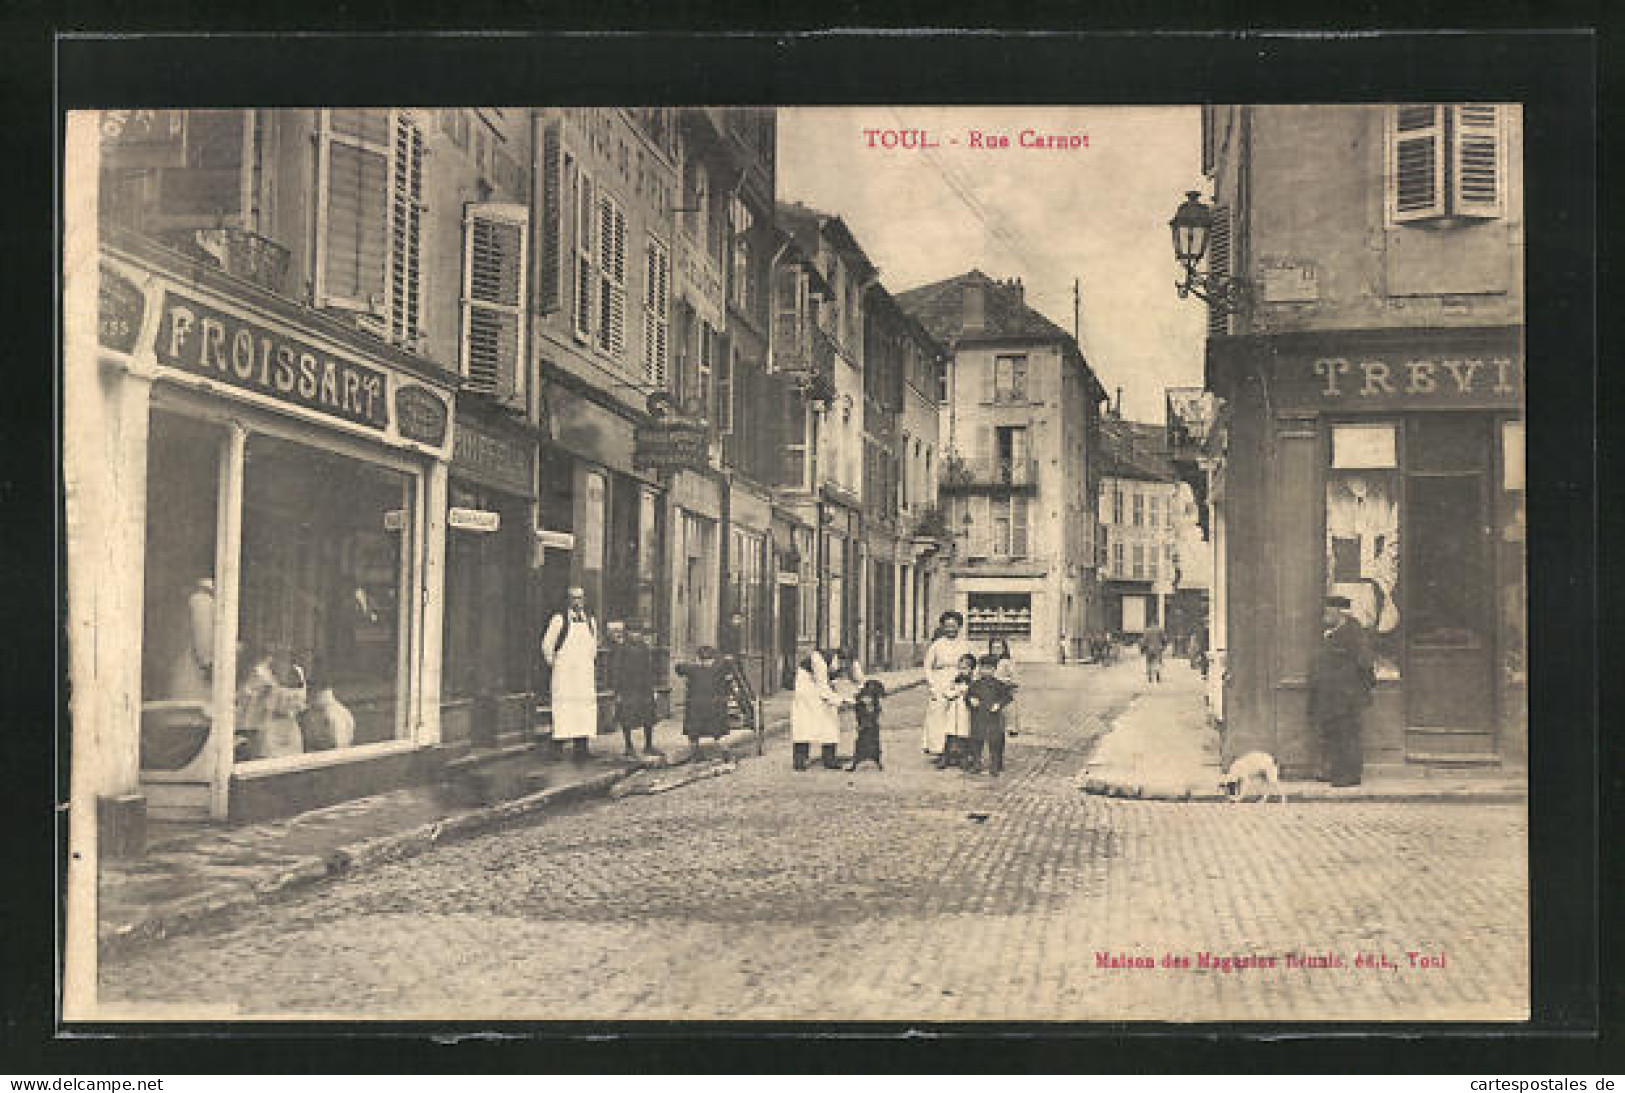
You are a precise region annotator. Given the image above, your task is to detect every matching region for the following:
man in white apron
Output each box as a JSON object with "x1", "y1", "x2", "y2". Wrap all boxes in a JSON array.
[{"x1": 542, "y1": 586, "x2": 600, "y2": 760}]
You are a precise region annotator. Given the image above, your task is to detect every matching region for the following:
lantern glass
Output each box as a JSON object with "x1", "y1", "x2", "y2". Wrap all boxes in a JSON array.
[{"x1": 1169, "y1": 191, "x2": 1212, "y2": 265}]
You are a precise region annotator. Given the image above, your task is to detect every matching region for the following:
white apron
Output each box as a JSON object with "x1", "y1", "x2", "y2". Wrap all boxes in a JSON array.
[
  {"x1": 921, "y1": 636, "x2": 971, "y2": 754},
  {"x1": 545, "y1": 612, "x2": 599, "y2": 741},
  {"x1": 791, "y1": 652, "x2": 842, "y2": 746}
]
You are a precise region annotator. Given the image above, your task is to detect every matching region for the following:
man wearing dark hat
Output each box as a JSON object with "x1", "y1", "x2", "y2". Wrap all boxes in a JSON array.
[{"x1": 1310, "y1": 594, "x2": 1376, "y2": 786}]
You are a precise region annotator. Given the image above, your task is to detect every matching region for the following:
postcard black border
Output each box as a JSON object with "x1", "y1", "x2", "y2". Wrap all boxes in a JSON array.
[{"x1": 3, "y1": 23, "x2": 1606, "y2": 1073}]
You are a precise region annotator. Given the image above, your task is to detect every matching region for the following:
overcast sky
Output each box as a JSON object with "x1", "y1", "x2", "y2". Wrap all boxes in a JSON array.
[{"x1": 777, "y1": 106, "x2": 1207, "y2": 424}]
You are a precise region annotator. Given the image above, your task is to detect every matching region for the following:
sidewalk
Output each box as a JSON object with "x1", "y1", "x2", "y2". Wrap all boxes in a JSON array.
[
  {"x1": 1077, "y1": 658, "x2": 1528, "y2": 804},
  {"x1": 98, "y1": 666, "x2": 926, "y2": 957}
]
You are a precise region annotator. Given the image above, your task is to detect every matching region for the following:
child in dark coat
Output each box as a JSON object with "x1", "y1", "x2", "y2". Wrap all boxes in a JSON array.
[
  {"x1": 848, "y1": 678, "x2": 886, "y2": 771},
  {"x1": 675, "y1": 646, "x2": 730, "y2": 759},
  {"x1": 964, "y1": 653, "x2": 1015, "y2": 776}
]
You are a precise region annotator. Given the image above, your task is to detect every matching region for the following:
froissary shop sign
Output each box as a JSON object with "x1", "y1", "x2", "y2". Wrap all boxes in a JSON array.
[
  {"x1": 1278, "y1": 346, "x2": 1523, "y2": 410},
  {"x1": 153, "y1": 292, "x2": 390, "y2": 431}
]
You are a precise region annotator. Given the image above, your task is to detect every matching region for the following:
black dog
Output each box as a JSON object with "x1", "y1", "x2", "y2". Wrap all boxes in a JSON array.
[{"x1": 848, "y1": 678, "x2": 886, "y2": 771}]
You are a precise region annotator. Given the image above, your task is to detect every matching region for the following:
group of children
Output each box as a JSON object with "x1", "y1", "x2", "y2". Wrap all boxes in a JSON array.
[{"x1": 934, "y1": 651, "x2": 1016, "y2": 776}]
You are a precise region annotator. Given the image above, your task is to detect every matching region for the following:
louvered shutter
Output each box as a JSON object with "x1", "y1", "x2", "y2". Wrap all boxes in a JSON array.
[
  {"x1": 610, "y1": 205, "x2": 628, "y2": 357},
  {"x1": 461, "y1": 203, "x2": 529, "y2": 401},
  {"x1": 968, "y1": 496, "x2": 991, "y2": 557},
  {"x1": 574, "y1": 173, "x2": 596, "y2": 341},
  {"x1": 317, "y1": 109, "x2": 390, "y2": 312},
  {"x1": 388, "y1": 113, "x2": 424, "y2": 348},
  {"x1": 1452, "y1": 104, "x2": 1504, "y2": 218},
  {"x1": 596, "y1": 194, "x2": 628, "y2": 357},
  {"x1": 1388, "y1": 104, "x2": 1447, "y2": 223},
  {"x1": 539, "y1": 121, "x2": 563, "y2": 313},
  {"x1": 1206, "y1": 203, "x2": 1232, "y2": 337},
  {"x1": 1011, "y1": 497, "x2": 1030, "y2": 557},
  {"x1": 643, "y1": 237, "x2": 670, "y2": 387}
]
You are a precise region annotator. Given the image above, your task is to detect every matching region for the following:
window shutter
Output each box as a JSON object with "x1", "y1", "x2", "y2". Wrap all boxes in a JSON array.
[
  {"x1": 596, "y1": 195, "x2": 627, "y2": 357},
  {"x1": 316, "y1": 108, "x2": 389, "y2": 312},
  {"x1": 1451, "y1": 104, "x2": 1504, "y2": 218},
  {"x1": 388, "y1": 113, "x2": 424, "y2": 348},
  {"x1": 539, "y1": 121, "x2": 564, "y2": 313},
  {"x1": 717, "y1": 344, "x2": 735, "y2": 436},
  {"x1": 574, "y1": 173, "x2": 596, "y2": 341},
  {"x1": 982, "y1": 358, "x2": 995, "y2": 402},
  {"x1": 1388, "y1": 104, "x2": 1447, "y2": 223},
  {"x1": 643, "y1": 237, "x2": 670, "y2": 387},
  {"x1": 1012, "y1": 496, "x2": 1029, "y2": 557},
  {"x1": 968, "y1": 496, "x2": 991, "y2": 557},
  {"x1": 1206, "y1": 203, "x2": 1232, "y2": 337},
  {"x1": 461, "y1": 203, "x2": 529, "y2": 401}
]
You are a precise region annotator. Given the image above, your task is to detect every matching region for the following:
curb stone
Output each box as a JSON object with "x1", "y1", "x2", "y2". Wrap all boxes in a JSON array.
[
  {"x1": 100, "y1": 675, "x2": 926, "y2": 959},
  {"x1": 1078, "y1": 776, "x2": 1527, "y2": 805}
]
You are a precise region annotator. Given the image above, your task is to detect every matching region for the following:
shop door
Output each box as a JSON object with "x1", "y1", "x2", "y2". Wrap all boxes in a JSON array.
[
  {"x1": 779, "y1": 582, "x2": 799, "y2": 687},
  {"x1": 1404, "y1": 418, "x2": 1495, "y2": 759}
]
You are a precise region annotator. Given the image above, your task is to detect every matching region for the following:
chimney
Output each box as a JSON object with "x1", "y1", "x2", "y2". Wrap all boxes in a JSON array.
[
  {"x1": 961, "y1": 281, "x2": 986, "y2": 334},
  {"x1": 1008, "y1": 277, "x2": 1024, "y2": 308}
]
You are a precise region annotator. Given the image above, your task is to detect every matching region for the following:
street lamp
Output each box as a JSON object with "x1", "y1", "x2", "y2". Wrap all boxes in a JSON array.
[{"x1": 1169, "y1": 190, "x2": 1246, "y2": 315}]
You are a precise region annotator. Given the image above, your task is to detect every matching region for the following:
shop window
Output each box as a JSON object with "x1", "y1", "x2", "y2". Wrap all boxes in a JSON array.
[
  {"x1": 140, "y1": 413, "x2": 224, "y2": 775},
  {"x1": 1406, "y1": 416, "x2": 1491, "y2": 650},
  {"x1": 236, "y1": 434, "x2": 415, "y2": 761},
  {"x1": 1326, "y1": 422, "x2": 1402, "y2": 679},
  {"x1": 967, "y1": 592, "x2": 1032, "y2": 641},
  {"x1": 1498, "y1": 420, "x2": 1526, "y2": 684}
]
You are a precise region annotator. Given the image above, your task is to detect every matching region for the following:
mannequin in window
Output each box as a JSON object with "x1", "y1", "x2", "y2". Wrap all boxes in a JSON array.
[{"x1": 166, "y1": 576, "x2": 216, "y2": 704}]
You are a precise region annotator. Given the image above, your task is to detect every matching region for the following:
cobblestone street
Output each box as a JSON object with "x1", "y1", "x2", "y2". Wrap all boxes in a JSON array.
[{"x1": 98, "y1": 659, "x2": 1528, "y2": 1022}]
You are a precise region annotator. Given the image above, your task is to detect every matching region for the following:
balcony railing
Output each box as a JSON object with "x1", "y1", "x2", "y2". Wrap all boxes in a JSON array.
[{"x1": 939, "y1": 454, "x2": 1040, "y2": 491}]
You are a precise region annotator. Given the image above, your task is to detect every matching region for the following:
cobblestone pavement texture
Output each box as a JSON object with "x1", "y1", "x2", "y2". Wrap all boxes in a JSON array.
[{"x1": 97, "y1": 659, "x2": 1528, "y2": 1022}]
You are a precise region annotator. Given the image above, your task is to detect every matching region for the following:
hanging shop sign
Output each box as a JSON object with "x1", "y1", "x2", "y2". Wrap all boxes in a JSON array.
[
  {"x1": 452, "y1": 417, "x2": 535, "y2": 497},
  {"x1": 98, "y1": 266, "x2": 145, "y2": 353},
  {"x1": 396, "y1": 385, "x2": 449, "y2": 446},
  {"x1": 633, "y1": 419, "x2": 711, "y2": 473},
  {"x1": 153, "y1": 291, "x2": 391, "y2": 431},
  {"x1": 448, "y1": 507, "x2": 502, "y2": 532}
]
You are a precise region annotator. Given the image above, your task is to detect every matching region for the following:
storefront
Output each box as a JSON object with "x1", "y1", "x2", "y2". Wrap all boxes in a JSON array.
[
  {"x1": 668, "y1": 468, "x2": 723, "y2": 665},
  {"x1": 820, "y1": 494, "x2": 862, "y2": 655},
  {"x1": 725, "y1": 480, "x2": 775, "y2": 694},
  {"x1": 541, "y1": 376, "x2": 670, "y2": 726},
  {"x1": 441, "y1": 405, "x2": 539, "y2": 749},
  {"x1": 1211, "y1": 327, "x2": 1525, "y2": 777},
  {"x1": 96, "y1": 240, "x2": 457, "y2": 824}
]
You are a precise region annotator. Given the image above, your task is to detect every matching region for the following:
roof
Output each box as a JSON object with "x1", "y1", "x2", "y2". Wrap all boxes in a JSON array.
[
  {"x1": 894, "y1": 270, "x2": 1107, "y2": 404},
  {"x1": 1099, "y1": 418, "x2": 1176, "y2": 483},
  {"x1": 893, "y1": 269, "x2": 1074, "y2": 346},
  {"x1": 775, "y1": 200, "x2": 877, "y2": 280}
]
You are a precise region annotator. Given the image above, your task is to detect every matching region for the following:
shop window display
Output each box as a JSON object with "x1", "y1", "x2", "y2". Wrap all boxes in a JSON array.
[
  {"x1": 139, "y1": 413, "x2": 223, "y2": 772},
  {"x1": 236, "y1": 434, "x2": 414, "y2": 761},
  {"x1": 1326, "y1": 423, "x2": 1403, "y2": 679}
]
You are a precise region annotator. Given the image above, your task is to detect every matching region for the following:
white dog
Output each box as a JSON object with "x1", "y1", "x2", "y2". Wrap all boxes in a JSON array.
[{"x1": 1221, "y1": 751, "x2": 1285, "y2": 803}]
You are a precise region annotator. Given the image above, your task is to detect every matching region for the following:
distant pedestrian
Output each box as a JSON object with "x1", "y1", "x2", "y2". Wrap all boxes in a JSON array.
[
  {"x1": 675, "y1": 646, "x2": 730, "y2": 760},
  {"x1": 848, "y1": 678, "x2": 886, "y2": 771},
  {"x1": 1310, "y1": 594, "x2": 1375, "y2": 787},
  {"x1": 607, "y1": 621, "x2": 661, "y2": 758},
  {"x1": 964, "y1": 653, "x2": 1015, "y2": 776},
  {"x1": 1142, "y1": 626, "x2": 1167, "y2": 684},
  {"x1": 921, "y1": 610, "x2": 972, "y2": 758},
  {"x1": 792, "y1": 647, "x2": 847, "y2": 771},
  {"x1": 541, "y1": 586, "x2": 599, "y2": 760},
  {"x1": 1189, "y1": 625, "x2": 1210, "y2": 679}
]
